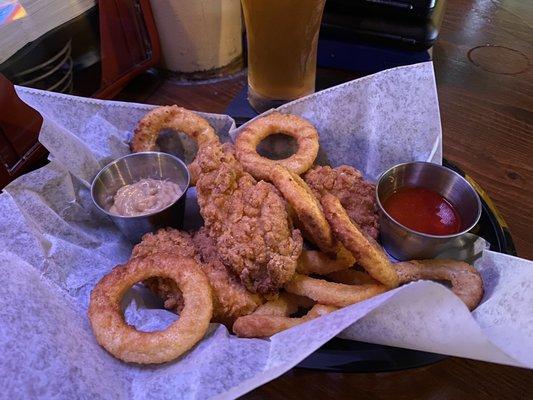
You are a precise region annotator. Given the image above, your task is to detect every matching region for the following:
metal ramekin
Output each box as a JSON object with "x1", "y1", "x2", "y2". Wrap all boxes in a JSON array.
[
  {"x1": 91, "y1": 152, "x2": 190, "y2": 243},
  {"x1": 376, "y1": 161, "x2": 482, "y2": 261}
]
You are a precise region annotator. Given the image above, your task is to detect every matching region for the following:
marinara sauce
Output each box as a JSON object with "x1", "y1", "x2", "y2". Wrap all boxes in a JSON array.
[{"x1": 382, "y1": 187, "x2": 462, "y2": 235}]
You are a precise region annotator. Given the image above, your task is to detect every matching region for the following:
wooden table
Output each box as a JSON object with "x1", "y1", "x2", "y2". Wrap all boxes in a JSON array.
[{"x1": 116, "y1": 0, "x2": 533, "y2": 397}]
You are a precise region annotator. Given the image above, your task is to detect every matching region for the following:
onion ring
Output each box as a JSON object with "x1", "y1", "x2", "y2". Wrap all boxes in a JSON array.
[
  {"x1": 233, "y1": 304, "x2": 337, "y2": 338},
  {"x1": 252, "y1": 292, "x2": 315, "y2": 317},
  {"x1": 327, "y1": 269, "x2": 380, "y2": 285},
  {"x1": 321, "y1": 193, "x2": 399, "y2": 288},
  {"x1": 284, "y1": 273, "x2": 387, "y2": 307},
  {"x1": 270, "y1": 165, "x2": 337, "y2": 254},
  {"x1": 394, "y1": 259, "x2": 484, "y2": 310},
  {"x1": 235, "y1": 112, "x2": 319, "y2": 181},
  {"x1": 132, "y1": 228, "x2": 196, "y2": 312},
  {"x1": 131, "y1": 105, "x2": 218, "y2": 184},
  {"x1": 88, "y1": 254, "x2": 213, "y2": 364},
  {"x1": 297, "y1": 247, "x2": 355, "y2": 275}
]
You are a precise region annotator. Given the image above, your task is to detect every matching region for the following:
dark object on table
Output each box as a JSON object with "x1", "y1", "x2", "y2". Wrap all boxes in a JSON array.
[
  {"x1": 0, "y1": 8, "x2": 99, "y2": 96},
  {"x1": 326, "y1": 0, "x2": 439, "y2": 18},
  {"x1": 1, "y1": 38, "x2": 75, "y2": 95},
  {"x1": 0, "y1": 74, "x2": 45, "y2": 189},
  {"x1": 317, "y1": 38, "x2": 431, "y2": 74},
  {"x1": 322, "y1": 0, "x2": 446, "y2": 50}
]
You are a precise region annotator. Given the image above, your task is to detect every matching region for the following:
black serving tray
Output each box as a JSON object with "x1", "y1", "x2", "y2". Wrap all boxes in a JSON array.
[{"x1": 232, "y1": 116, "x2": 515, "y2": 372}]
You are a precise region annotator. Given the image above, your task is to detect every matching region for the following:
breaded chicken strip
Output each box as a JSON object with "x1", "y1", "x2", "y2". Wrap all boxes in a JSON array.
[
  {"x1": 304, "y1": 165, "x2": 379, "y2": 240},
  {"x1": 195, "y1": 141, "x2": 303, "y2": 294},
  {"x1": 192, "y1": 228, "x2": 263, "y2": 325}
]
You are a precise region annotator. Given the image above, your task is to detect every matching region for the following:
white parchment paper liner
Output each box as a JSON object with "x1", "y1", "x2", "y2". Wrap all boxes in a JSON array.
[{"x1": 1, "y1": 63, "x2": 532, "y2": 400}]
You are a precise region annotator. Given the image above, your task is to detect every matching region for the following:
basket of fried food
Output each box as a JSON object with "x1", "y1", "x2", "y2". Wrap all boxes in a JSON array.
[{"x1": 88, "y1": 107, "x2": 484, "y2": 364}]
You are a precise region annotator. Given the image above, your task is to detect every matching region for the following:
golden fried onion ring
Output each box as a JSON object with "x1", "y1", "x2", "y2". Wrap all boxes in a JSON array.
[
  {"x1": 252, "y1": 292, "x2": 315, "y2": 317},
  {"x1": 285, "y1": 274, "x2": 387, "y2": 307},
  {"x1": 131, "y1": 105, "x2": 218, "y2": 184},
  {"x1": 270, "y1": 165, "x2": 337, "y2": 254},
  {"x1": 327, "y1": 268, "x2": 380, "y2": 285},
  {"x1": 321, "y1": 193, "x2": 399, "y2": 288},
  {"x1": 394, "y1": 259, "x2": 484, "y2": 310},
  {"x1": 233, "y1": 303, "x2": 337, "y2": 338},
  {"x1": 88, "y1": 254, "x2": 213, "y2": 364},
  {"x1": 235, "y1": 112, "x2": 319, "y2": 181},
  {"x1": 297, "y1": 247, "x2": 355, "y2": 275}
]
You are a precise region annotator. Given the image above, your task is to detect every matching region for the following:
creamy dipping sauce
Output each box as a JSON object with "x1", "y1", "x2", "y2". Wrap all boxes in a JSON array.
[{"x1": 109, "y1": 178, "x2": 182, "y2": 217}]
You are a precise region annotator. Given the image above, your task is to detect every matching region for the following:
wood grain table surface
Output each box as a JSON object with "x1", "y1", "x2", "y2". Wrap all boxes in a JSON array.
[{"x1": 116, "y1": 0, "x2": 533, "y2": 398}]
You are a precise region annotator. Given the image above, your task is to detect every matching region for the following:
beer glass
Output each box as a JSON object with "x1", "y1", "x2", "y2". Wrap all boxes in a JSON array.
[{"x1": 241, "y1": 0, "x2": 326, "y2": 112}]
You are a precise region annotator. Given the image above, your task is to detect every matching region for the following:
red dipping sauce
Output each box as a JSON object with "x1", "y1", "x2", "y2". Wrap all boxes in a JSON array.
[{"x1": 383, "y1": 187, "x2": 462, "y2": 236}]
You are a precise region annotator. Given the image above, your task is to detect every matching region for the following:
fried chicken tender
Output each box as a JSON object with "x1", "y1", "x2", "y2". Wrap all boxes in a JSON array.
[
  {"x1": 195, "y1": 141, "x2": 303, "y2": 294},
  {"x1": 304, "y1": 165, "x2": 379, "y2": 239},
  {"x1": 132, "y1": 228, "x2": 197, "y2": 259},
  {"x1": 192, "y1": 228, "x2": 263, "y2": 325},
  {"x1": 270, "y1": 164, "x2": 337, "y2": 254},
  {"x1": 132, "y1": 228, "x2": 264, "y2": 325}
]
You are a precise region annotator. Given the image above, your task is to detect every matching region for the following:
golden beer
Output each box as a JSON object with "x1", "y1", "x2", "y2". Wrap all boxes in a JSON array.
[{"x1": 241, "y1": 0, "x2": 326, "y2": 111}]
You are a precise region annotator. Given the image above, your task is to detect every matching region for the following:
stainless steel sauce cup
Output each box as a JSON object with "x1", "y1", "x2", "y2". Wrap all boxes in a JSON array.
[
  {"x1": 91, "y1": 152, "x2": 190, "y2": 243},
  {"x1": 376, "y1": 162, "x2": 481, "y2": 260}
]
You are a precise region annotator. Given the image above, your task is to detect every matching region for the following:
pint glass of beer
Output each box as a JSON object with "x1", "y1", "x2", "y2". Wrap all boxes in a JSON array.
[{"x1": 241, "y1": 0, "x2": 326, "y2": 112}]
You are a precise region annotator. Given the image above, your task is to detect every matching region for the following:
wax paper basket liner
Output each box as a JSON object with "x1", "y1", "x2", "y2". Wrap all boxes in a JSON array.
[{"x1": 1, "y1": 62, "x2": 532, "y2": 400}]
